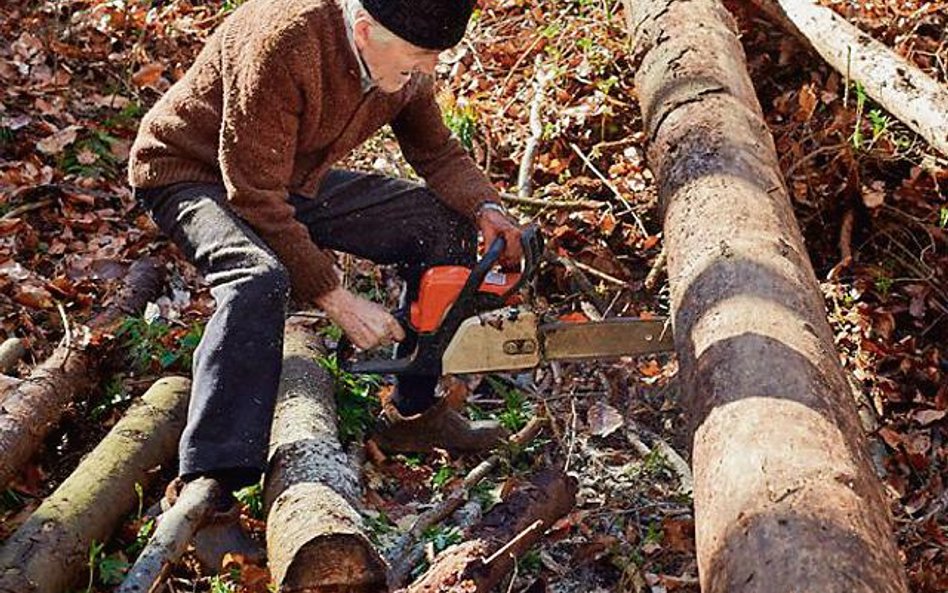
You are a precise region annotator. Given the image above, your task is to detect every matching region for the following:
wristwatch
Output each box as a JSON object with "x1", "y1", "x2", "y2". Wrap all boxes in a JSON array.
[{"x1": 475, "y1": 200, "x2": 508, "y2": 218}]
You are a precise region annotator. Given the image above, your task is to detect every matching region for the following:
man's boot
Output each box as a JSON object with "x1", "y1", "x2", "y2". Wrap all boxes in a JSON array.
[{"x1": 371, "y1": 397, "x2": 509, "y2": 455}]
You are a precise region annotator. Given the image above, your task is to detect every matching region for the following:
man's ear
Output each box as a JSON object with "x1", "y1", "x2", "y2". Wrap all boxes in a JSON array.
[{"x1": 353, "y1": 17, "x2": 371, "y2": 50}]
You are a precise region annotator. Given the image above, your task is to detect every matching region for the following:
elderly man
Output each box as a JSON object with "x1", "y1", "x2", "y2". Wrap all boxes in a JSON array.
[{"x1": 129, "y1": 0, "x2": 523, "y2": 496}]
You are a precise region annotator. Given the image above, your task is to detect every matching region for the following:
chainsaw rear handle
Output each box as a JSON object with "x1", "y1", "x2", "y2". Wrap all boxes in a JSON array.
[{"x1": 337, "y1": 225, "x2": 543, "y2": 376}]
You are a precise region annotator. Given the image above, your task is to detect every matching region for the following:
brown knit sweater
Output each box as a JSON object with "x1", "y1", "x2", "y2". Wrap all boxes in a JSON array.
[{"x1": 128, "y1": 0, "x2": 498, "y2": 302}]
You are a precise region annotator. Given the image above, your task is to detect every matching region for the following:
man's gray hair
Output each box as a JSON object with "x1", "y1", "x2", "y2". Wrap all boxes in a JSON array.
[{"x1": 343, "y1": 0, "x2": 399, "y2": 43}]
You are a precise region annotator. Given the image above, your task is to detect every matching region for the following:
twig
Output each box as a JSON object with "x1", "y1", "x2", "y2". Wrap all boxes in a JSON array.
[
  {"x1": 571, "y1": 260, "x2": 627, "y2": 287},
  {"x1": 499, "y1": 35, "x2": 545, "y2": 96},
  {"x1": 518, "y1": 57, "x2": 551, "y2": 199},
  {"x1": 555, "y1": 256, "x2": 610, "y2": 315},
  {"x1": 386, "y1": 417, "x2": 545, "y2": 585},
  {"x1": 644, "y1": 245, "x2": 667, "y2": 292},
  {"x1": 564, "y1": 396, "x2": 578, "y2": 473},
  {"x1": 56, "y1": 302, "x2": 72, "y2": 350},
  {"x1": 483, "y1": 519, "x2": 543, "y2": 568},
  {"x1": 501, "y1": 192, "x2": 604, "y2": 210},
  {"x1": 569, "y1": 142, "x2": 648, "y2": 237},
  {"x1": 1, "y1": 198, "x2": 55, "y2": 220}
]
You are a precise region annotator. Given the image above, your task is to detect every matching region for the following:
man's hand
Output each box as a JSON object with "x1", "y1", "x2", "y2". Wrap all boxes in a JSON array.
[
  {"x1": 477, "y1": 204, "x2": 523, "y2": 270},
  {"x1": 316, "y1": 286, "x2": 406, "y2": 350}
]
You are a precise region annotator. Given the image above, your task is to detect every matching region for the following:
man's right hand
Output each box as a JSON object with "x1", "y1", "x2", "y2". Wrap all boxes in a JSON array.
[{"x1": 316, "y1": 286, "x2": 406, "y2": 350}]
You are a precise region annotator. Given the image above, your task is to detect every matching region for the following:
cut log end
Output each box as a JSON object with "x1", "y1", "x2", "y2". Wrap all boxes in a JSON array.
[{"x1": 282, "y1": 533, "x2": 388, "y2": 593}]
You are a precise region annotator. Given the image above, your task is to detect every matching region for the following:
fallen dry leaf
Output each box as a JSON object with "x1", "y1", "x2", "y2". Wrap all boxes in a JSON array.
[
  {"x1": 587, "y1": 400, "x2": 624, "y2": 437},
  {"x1": 35, "y1": 125, "x2": 80, "y2": 155}
]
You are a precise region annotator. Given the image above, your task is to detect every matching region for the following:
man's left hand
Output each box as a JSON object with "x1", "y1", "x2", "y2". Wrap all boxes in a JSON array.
[{"x1": 477, "y1": 205, "x2": 523, "y2": 270}]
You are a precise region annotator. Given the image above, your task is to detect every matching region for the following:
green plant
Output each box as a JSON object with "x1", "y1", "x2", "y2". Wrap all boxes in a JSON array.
[
  {"x1": 115, "y1": 316, "x2": 203, "y2": 373},
  {"x1": 938, "y1": 206, "x2": 948, "y2": 229},
  {"x1": 98, "y1": 552, "x2": 130, "y2": 585},
  {"x1": 521, "y1": 550, "x2": 542, "y2": 573},
  {"x1": 102, "y1": 101, "x2": 145, "y2": 129},
  {"x1": 431, "y1": 464, "x2": 455, "y2": 490},
  {"x1": 422, "y1": 524, "x2": 462, "y2": 554},
  {"x1": 91, "y1": 375, "x2": 133, "y2": 419},
  {"x1": 874, "y1": 272, "x2": 894, "y2": 297},
  {"x1": 318, "y1": 353, "x2": 382, "y2": 444},
  {"x1": 0, "y1": 488, "x2": 25, "y2": 512},
  {"x1": 62, "y1": 131, "x2": 120, "y2": 179},
  {"x1": 443, "y1": 104, "x2": 477, "y2": 151},
  {"x1": 485, "y1": 377, "x2": 530, "y2": 432},
  {"x1": 363, "y1": 510, "x2": 396, "y2": 545},
  {"x1": 219, "y1": 0, "x2": 247, "y2": 14},
  {"x1": 125, "y1": 518, "x2": 155, "y2": 557},
  {"x1": 209, "y1": 574, "x2": 239, "y2": 593},
  {"x1": 850, "y1": 82, "x2": 867, "y2": 151},
  {"x1": 134, "y1": 482, "x2": 144, "y2": 520},
  {"x1": 86, "y1": 540, "x2": 105, "y2": 593},
  {"x1": 235, "y1": 481, "x2": 264, "y2": 520}
]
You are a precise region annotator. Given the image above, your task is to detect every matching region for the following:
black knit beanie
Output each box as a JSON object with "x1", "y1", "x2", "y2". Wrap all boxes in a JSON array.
[{"x1": 361, "y1": 0, "x2": 476, "y2": 50}]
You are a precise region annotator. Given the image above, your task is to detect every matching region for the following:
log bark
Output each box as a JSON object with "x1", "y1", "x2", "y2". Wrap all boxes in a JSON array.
[
  {"x1": 0, "y1": 376, "x2": 189, "y2": 593},
  {"x1": 117, "y1": 477, "x2": 222, "y2": 593},
  {"x1": 751, "y1": 0, "x2": 948, "y2": 157},
  {"x1": 403, "y1": 468, "x2": 577, "y2": 593},
  {"x1": 264, "y1": 319, "x2": 387, "y2": 593},
  {"x1": 623, "y1": 1, "x2": 909, "y2": 591},
  {"x1": 0, "y1": 258, "x2": 164, "y2": 489}
]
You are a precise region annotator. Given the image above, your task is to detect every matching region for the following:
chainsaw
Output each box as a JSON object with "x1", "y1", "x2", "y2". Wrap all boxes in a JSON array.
[{"x1": 338, "y1": 225, "x2": 674, "y2": 378}]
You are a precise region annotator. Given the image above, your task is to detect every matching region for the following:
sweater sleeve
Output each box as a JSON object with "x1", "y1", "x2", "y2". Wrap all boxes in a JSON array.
[
  {"x1": 217, "y1": 22, "x2": 339, "y2": 303},
  {"x1": 391, "y1": 76, "x2": 500, "y2": 219}
]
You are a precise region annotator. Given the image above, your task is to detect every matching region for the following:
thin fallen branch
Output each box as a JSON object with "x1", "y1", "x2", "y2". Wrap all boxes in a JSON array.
[
  {"x1": 569, "y1": 142, "x2": 648, "y2": 237},
  {"x1": 387, "y1": 417, "x2": 545, "y2": 587},
  {"x1": 0, "y1": 198, "x2": 55, "y2": 220},
  {"x1": 751, "y1": 0, "x2": 948, "y2": 157},
  {"x1": 570, "y1": 259, "x2": 627, "y2": 287},
  {"x1": 1, "y1": 377, "x2": 189, "y2": 593},
  {"x1": 118, "y1": 477, "x2": 222, "y2": 593},
  {"x1": 501, "y1": 193, "x2": 605, "y2": 210},
  {"x1": 644, "y1": 245, "x2": 667, "y2": 292},
  {"x1": 518, "y1": 57, "x2": 551, "y2": 199},
  {"x1": 0, "y1": 257, "x2": 164, "y2": 489}
]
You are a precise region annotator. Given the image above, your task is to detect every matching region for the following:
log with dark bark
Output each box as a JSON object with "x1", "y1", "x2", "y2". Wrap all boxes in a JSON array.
[
  {"x1": 403, "y1": 468, "x2": 577, "y2": 593},
  {"x1": 387, "y1": 416, "x2": 545, "y2": 587},
  {"x1": 0, "y1": 376, "x2": 189, "y2": 593},
  {"x1": 750, "y1": 0, "x2": 948, "y2": 158},
  {"x1": 264, "y1": 319, "x2": 387, "y2": 593},
  {"x1": 0, "y1": 258, "x2": 164, "y2": 489},
  {"x1": 623, "y1": 0, "x2": 909, "y2": 591}
]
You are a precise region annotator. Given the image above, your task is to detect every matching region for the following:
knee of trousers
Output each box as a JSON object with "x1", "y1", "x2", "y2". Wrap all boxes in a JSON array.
[{"x1": 214, "y1": 252, "x2": 292, "y2": 311}]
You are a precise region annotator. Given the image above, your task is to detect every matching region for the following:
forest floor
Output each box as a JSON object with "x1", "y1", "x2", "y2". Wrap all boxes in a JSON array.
[{"x1": 0, "y1": 0, "x2": 945, "y2": 591}]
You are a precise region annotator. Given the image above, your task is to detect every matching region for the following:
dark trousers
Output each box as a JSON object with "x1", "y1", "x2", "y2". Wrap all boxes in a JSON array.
[{"x1": 138, "y1": 170, "x2": 477, "y2": 488}]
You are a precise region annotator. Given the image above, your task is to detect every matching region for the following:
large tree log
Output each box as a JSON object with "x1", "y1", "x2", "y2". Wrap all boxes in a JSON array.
[
  {"x1": 623, "y1": 1, "x2": 909, "y2": 591},
  {"x1": 0, "y1": 258, "x2": 164, "y2": 489},
  {"x1": 0, "y1": 376, "x2": 189, "y2": 593},
  {"x1": 403, "y1": 468, "x2": 577, "y2": 593},
  {"x1": 264, "y1": 319, "x2": 387, "y2": 593},
  {"x1": 750, "y1": 0, "x2": 948, "y2": 158}
]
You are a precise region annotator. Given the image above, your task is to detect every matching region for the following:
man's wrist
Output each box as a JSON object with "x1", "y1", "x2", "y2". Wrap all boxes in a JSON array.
[{"x1": 475, "y1": 200, "x2": 508, "y2": 219}]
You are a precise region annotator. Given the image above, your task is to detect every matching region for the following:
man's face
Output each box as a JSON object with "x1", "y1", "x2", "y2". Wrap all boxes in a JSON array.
[{"x1": 353, "y1": 16, "x2": 443, "y2": 93}]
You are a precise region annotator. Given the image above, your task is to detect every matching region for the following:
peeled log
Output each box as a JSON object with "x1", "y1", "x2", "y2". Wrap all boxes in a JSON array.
[
  {"x1": 404, "y1": 468, "x2": 577, "y2": 593},
  {"x1": 0, "y1": 376, "x2": 189, "y2": 593},
  {"x1": 624, "y1": 1, "x2": 909, "y2": 591},
  {"x1": 0, "y1": 258, "x2": 164, "y2": 489},
  {"x1": 750, "y1": 0, "x2": 948, "y2": 158},
  {"x1": 264, "y1": 320, "x2": 387, "y2": 593}
]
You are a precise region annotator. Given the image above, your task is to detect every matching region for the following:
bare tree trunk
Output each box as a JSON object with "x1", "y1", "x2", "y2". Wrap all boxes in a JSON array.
[
  {"x1": 623, "y1": 1, "x2": 909, "y2": 592},
  {"x1": 0, "y1": 376, "x2": 189, "y2": 593},
  {"x1": 751, "y1": 0, "x2": 948, "y2": 158},
  {"x1": 0, "y1": 258, "x2": 164, "y2": 489},
  {"x1": 264, "y1": 319, "x2": 387, "y2": 593},
  {"x1": 403, "y1": 468, "x2": 577, "y2": 593}
]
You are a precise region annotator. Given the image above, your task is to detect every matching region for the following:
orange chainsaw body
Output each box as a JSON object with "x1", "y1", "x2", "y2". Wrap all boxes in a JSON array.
[{"x1": 410, "y1": 266, "x2": 522, "y2": 333}]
